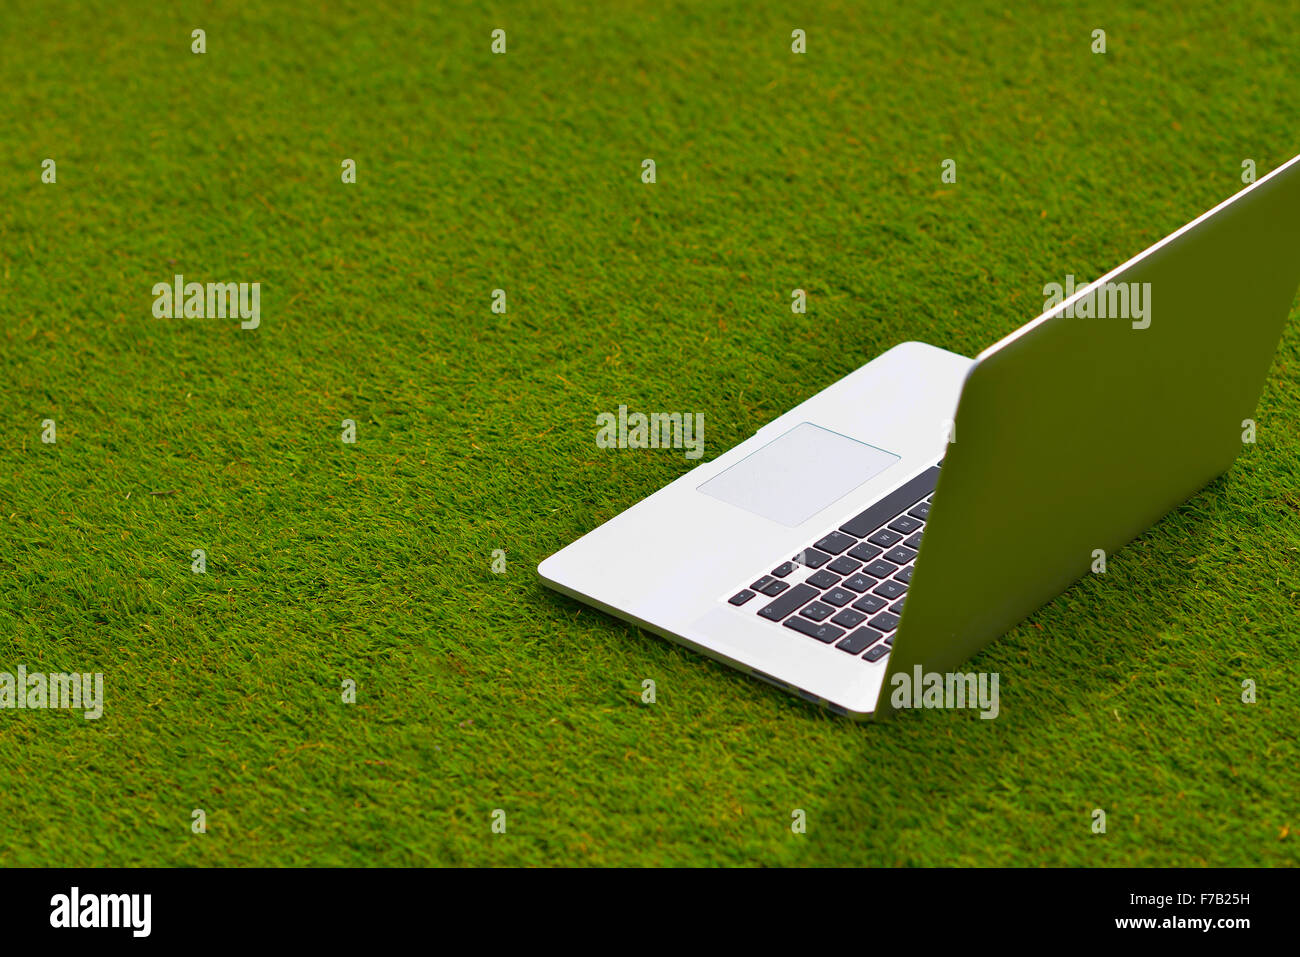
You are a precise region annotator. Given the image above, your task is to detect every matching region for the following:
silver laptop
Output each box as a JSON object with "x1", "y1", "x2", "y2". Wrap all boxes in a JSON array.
[{"x1": 539, "y1": 153, "x2": 1300, "y2": 719}]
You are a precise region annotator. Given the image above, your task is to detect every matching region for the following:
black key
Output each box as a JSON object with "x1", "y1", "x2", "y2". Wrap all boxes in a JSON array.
[
  {"x1": 759, "y1": 579, "x2": 789, "y2": 597},
  {"x1": 852, "y1": 593, "x2": 887, "y2": 614},
  {"x1": 842, "y1": 573, "x2": 877, "y2": 593},
  {"x1": 863, "y1": 644, "x2": 890, "y2": 662},
  {"x1": 873, "y1": 579, "x2": 906, "y2": 600},
  {"x1": 823, "y1": 587, "x2": 854, "y2": 607},
  {"x1": 806, "y1": 569, "x2": 840, "y2": 589},
  {"x1": 799, "y1": 601, "x2": 835, "y2": 622},
  {"x1": 814, "y1": 531, "x2": 857, "y2": 555},
  {"x1": 888, "y1": 515, "x2": 923, "y2": 535},
  {"x1": 895, "y1": 565, "x2": 914, "y2": 584},
  {"x1": 827, "y1": 555, "x2": 861, "y2": 576},
  {"x1": 884, "y1": 634, "x2": 895, "y2": 645},
  {"x1": 751, "y1": 575, "x2": 776, "y2": 591},
  {"x1": 847, "y1": 542, "x2": 882, "y2": 563},
  {"x1": 883, "y1": 545, "x2": 917, "y2": 565},
  {"x1": 867, "y1": 528, "x2": 903, "y2": 548},
  {"x1": 904, "y1": 533, "x2": 923, "y2": 550},
  {"x1": 794, "y1": 548, "x2": 831, "y2": 569},
  {"x1": 784, "y1": 617, "x2": 845, "y2": 644},
  {"x1": 907, "y1": 502, "x2": 930, "y2": 520},
  {"x1": 868, "y1": 611, "x2": 901, "y2": 632},
  {"x1": 831, "y1": 608, "x2": 868, "y2": 628},
  {"x1": 758, "y1": 583, "x2": 818, "y2": 621},
  {"x1": 864, "y1": 559, "x2": 897, "y2": 578},
  {"x1": 771, "y1": 562, "x2": 797, "y2": 578},
  {"x1": 889, "y1": 598, "x2": 906, "y2": 614},
  {"x1": 729, "y1": 590, "x2": 756, "y2": 606},
  {"x1": 836, "y1": 627, "x2": 883, "y2": 655},
  {"x1": 839, "y1": 467, "x2": 941, "y2": 538}
]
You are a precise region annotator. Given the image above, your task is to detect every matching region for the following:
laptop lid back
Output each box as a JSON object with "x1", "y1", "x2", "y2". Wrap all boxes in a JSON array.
[{"x1": 881, "y1": 154, "x2": 1300, "y2": 711}]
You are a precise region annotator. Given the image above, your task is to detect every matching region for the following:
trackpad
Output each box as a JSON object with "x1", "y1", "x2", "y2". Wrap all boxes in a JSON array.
[{"x1": 697, "y1": 423, "x2": 899, "y2": 527}]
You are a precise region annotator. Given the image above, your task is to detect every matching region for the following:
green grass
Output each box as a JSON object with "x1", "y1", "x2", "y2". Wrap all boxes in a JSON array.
[{"x1": 1, "y1": 0, "x2": 1298, "y2": 866}]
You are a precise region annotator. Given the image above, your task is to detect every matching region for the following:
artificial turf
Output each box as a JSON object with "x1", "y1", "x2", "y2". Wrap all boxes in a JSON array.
[{"x1": 1, "y1": 0, "x2": 1298, "y2": 867}]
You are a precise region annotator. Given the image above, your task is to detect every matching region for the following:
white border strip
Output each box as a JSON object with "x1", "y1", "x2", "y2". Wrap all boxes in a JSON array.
[{"x1": 977, "y1": 151, "x2": 1300, "y2": 362}]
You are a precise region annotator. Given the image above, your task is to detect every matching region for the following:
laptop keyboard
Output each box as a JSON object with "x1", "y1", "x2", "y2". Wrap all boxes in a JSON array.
[{"x1": 725, "y1": 466, "x2": 940, "y2": 664}]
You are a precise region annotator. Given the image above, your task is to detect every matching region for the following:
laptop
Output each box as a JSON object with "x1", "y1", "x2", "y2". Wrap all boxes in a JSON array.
[{"x1": 539, "y1": 153, "x2": 1300, "y2": 719}]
